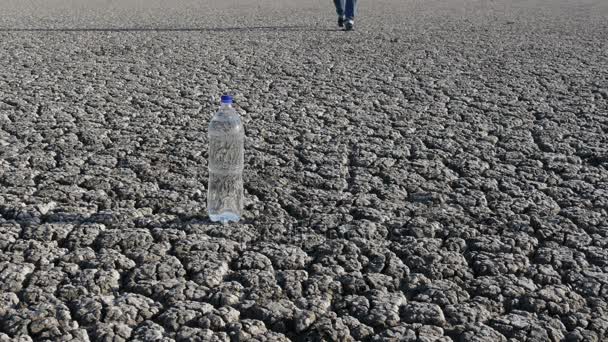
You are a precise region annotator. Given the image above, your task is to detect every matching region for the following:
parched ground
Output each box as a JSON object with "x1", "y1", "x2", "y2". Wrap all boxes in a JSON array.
[{"x1": 1, "y1": 0, "x2": 607, "y2": 341}]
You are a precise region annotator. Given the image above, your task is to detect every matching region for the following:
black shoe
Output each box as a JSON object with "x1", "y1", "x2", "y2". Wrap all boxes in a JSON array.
[
  {"x1": 338, "y1": 16, "x2": 345, "y2": 27},
  {"x1": 345, "y1": 19, "x2": 354, "y2": 31}
]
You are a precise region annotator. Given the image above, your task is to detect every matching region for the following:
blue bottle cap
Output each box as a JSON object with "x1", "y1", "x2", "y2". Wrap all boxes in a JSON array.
[{"x1": 221, "y1": 95, "x2": 233, "y2": 104}]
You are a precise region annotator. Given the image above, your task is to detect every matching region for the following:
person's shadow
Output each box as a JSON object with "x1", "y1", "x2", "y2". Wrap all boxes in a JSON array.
[{"x1": 0, "y1": 25, "x2": 333, "y2": 32}]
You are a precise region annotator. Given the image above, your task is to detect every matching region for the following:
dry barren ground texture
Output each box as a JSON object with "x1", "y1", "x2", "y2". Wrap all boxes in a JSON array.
[{"x1": 1, "y1": 0, "x2": 607, "y2": 341}]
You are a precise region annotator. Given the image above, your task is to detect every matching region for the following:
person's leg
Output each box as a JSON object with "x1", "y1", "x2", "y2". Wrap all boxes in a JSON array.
[
  {"x1": 334, "y1": 0, "x2": 346, "y2": 27},
  {"x1": 344, "y1": 0, "x2": 357, "y2": 30},
  {"x1": 333, "y1": 0, "x2": 345, "y2": 17},
  {"x1": 345, "y1": 0, "x2": 358, "y2": 20}
]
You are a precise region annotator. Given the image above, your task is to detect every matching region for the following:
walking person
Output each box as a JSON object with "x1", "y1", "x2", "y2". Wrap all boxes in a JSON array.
[{"x1": 333, "y1": 0, "x2": 358, "y2": 31}]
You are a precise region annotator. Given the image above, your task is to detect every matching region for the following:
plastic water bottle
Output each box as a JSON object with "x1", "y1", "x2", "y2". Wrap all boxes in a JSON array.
[{"x1": 207, "y1": 95, "x2": 244, "y2": 223}]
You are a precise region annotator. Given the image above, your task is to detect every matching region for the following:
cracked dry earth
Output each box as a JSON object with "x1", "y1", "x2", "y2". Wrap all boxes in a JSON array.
[{"x1": 0, "y1": 0, "x2": 607, "y2": 341}]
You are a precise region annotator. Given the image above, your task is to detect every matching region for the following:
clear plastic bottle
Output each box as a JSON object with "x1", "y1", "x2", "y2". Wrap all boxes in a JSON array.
[{"x1": 207, "y1": 95, "x2": 244, "y2": 223}]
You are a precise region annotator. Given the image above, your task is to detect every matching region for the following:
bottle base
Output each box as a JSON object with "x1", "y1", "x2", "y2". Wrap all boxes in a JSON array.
[{"x1": 209, "y1": 212, "x2": 241, "y2": 224}]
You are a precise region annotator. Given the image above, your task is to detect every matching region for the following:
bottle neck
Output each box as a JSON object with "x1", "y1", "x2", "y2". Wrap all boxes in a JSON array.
[{"x1": 220, "y1": 102, "x2": 233, "y2": 109}]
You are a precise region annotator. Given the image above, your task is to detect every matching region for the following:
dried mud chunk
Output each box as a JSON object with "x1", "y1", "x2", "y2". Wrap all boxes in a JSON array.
[
  {"x1": 0, "y1": 262, "x2": 35, "y2": 292},
  {"x1": 234, "y1": 251, "x2": 273, "y2": 271},
  {"x1": 306, "y1": 313, "x2": 352, "y2": 342},
  {"x1": 21, "y1": 267, "x2": 68, "y2": 304},
  {"x1": 148, "y1": 280, "x2": 209, "y2": 305},
  {"x1": 331, "y1": 221, "x2": 389, "y2": 240},
  {"x1": 416, "y1": 324, "x2": 451, "y2": 342},
  {"x1": 340, "y1": 315, "x2": 374, "y2": 341},
  {"x1": 0, "y1": 222, "x2": 21, "y2": 250},
  {"x1": 0, "y1": 334, "x2": 33, "y2": 342},
  {"x1": 335, "y1": 294, "x2": 370, "y2": 321},
  {"x1": 0, "y1": 292, "x2": 19, "y2": 316},
  {"x1": 21, "y1": 223, "x2": 73, "y2": 242},
  {"x1": 130, "y1": 320, "x2": 173, "y2": 342},
  {"x1": 101, "y1": 293, "x2": 163, "y2": 326},
  {"x1": 85, "y1": 248, "x2": 136, "y2": 271},
  {"x1": 401, "y1": 301, "x2": 446, "y2": 326},
  {"x1": 534, "y1": 245, "x2": 587, "y2": 271},
  {"x1": 453, "y1": 323, "x2": 507, "y2": 342},
  {"x1": 471, "y1": 275, "x2": 538, "y2": 302},
  {"x1": 232, "y1": 269, "x2": 281, "y2": 300},
  {"x1": 196, "y1": 306, "x2": 240, "y2": 331},
  {"x1": 304, "y1": 274, "x2": 343, "y2": 298},
  {"x1": 360, "y1": 249, "x2": 387, "y2": 274},
  {"x1": 127, "y1": 255, "x2": 186, "y2": 284},
  {"x1": 243, "y1": 299, "x2": 297, "y2": 333},
  {"x1": 12, "y1": 239, "x2": 66, "y2": 266},
  {"x1": 185, "y1": 256, "x2": 229, "y2": 288},
  {"x1": 587, "y1": 315, "x2": 608, "y2": 338},
  {"x1": 412, "y1": 280, "x2": 470, "y2": 306},
  {"x1": 581, "y1": 246, "x2": 608, "y2": 267},
  {"x1": 0, "y1": 309, "x2": 31, "y2": 336},
  {"x1": 158, "y1": 301, "x2": 214, "y2": 331},
  {"x1": 470, "y1": 252, "x2": 530, "y2": 276},
  {"x1": 173, "y1": 237, "x2": 241, "y2": 260},
  {"x1": 444, "y1": 301, "x2": 493, "y2": 325},
  {"x1": 370, "y1": 325, "x2": 417, "y2": 341},
  {"x1": 74, "y1": 268, "x2": 120, "y2": 295},
  {"x1": 364, "y1": 273, "x2": 399, "y2": 291},
  {"x1": 515, "y1": 284, "x2": 586, "y2": 315},
  {"x1": 203, "y1": 224, "x2": 259, "y2": 244},
  {"x1": 91, "y1": 322, "x2": 132, "y2": 342},
  {"x1": 176, "y1": 327, "x2": 230, "y2": 342},
  {"x1": 96, "y1": 229, "x2": 154, "y2": 256},
  {"x1": 312, "y1": 239, "x2": 362, "y2": 273},
  {"x1": 404, "y1": 216, "x2": 442, "y2": 238},
  {"x1": 72, "y1": 297, "x2": 103, "y2": 325},
  {"x1": 276, "y1": 270, "x2": 308, "y2": 299},
  {"x1": 209, "y1": 281, "x2": 245, "y2": 306},
  {"x1": 65, "y1": 223, "x2": 105, "y2": 248},
  {"x1": 565, "y1": 270, "x2": 608, "y2": 297},
  {"x1": 489, "y1": 310, "x2": 566, "y2": 341},
  {"x1": 1, "y1": 299, "x2": 77, "y2": 339},
  {"x1": 434, "y1": 250, "x2": 472, "y2": 279},
  {"x1": 363, "y1": 290, "x2": 407, "y2": 328},
  {"x1": 226, "y1": 319, "x2": 268, "y2": 341},
  {"x1": 564, "y1": 328, "x2": 600, "y2": 342},
  {"x1": 525, "y1": 264, "x2": 562, "y2": 285},
  {"x1": 294, "y1": 309, "x2": 316, "y2": 333},
  {"x1": 255, "y1": 243, "x2": 310, "y2": 270}
]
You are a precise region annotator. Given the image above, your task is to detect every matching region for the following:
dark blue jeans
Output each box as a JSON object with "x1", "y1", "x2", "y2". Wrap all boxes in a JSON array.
[{"x1": 333, "y1": 0, "x2": 358, "y2": 20}]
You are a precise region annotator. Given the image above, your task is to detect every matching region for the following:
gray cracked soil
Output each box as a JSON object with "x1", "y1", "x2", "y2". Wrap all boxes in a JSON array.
[{"x1": 1, "y1": 0, "x2": 607, "y2": 341}]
